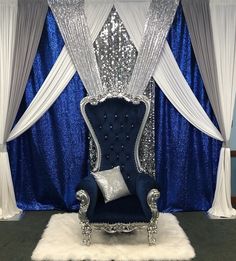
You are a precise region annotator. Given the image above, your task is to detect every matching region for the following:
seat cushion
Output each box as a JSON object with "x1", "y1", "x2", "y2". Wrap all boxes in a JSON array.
[{"x1": 88, "y1": 195, "x2": 149, "y2": 223}]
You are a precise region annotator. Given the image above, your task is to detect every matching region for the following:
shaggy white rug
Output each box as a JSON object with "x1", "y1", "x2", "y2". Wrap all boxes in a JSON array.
[{"x1": 32, "y1": 213, "x2": 195, "y2": 261}]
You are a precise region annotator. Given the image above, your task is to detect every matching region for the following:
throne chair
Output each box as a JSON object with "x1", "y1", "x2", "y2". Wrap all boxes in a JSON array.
[{"x1": 76, "y1": 94, "x2": 160, "y2": 245}]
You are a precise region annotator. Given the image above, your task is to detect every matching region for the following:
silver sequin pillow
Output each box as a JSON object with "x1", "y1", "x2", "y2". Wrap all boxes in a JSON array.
[{"x1": 92, "y1": 166, "x2": 130, "y2": 203}]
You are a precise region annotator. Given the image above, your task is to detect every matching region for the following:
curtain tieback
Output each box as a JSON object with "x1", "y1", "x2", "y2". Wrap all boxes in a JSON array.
[
  {"x1": 0, "y1": 143, "x2": 7, "y2": 152},
  {"x1": 223, "y1": 141, "x2": 230, "y2": 149}
]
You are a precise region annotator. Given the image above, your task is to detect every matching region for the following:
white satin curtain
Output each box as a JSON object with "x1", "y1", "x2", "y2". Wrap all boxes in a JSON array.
[
  {"x1": 182, "y1": 0, "x2": 236, "y2": 217},
  {"x1": 9, "y1": 0, "x2": 222, "y2": 143},
  {"x1": 0, "y1": 0, "x2": 48, "y2": 219},
  {"x1": 115, "y1": 1, "x2": 223, "y2": 142},
  {"x1": 8, "y1": 2, "x2": 113, "y2": 141}
]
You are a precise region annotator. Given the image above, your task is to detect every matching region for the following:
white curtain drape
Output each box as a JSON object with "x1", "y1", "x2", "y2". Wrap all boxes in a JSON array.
[
  {"x1": 125, "y1": 0, "x2": 179, "y2": 97},
  {"x1": 115, "y1": 1, "x2": 223, "y2": 141},
  {"x1": 49, "y1": 0, "x2": 111, "y2": 97},
  {"x1": 8, "y1": 2, "x2": 112, "y2": 141},
  {"x1": 13, "y1": 0, "x2": 222, "y2": 142},
  {"x1": 0, "y1": 0, "x2": 48, "y2": 219},
  {"x1": 182, "y1": 0, "x2": 236, "y2": 217}
]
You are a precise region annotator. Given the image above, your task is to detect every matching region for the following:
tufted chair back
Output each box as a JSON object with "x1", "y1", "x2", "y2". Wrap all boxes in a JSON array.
[{"x1": 81, "y1": 96, "x2": 150, "y2": 193}]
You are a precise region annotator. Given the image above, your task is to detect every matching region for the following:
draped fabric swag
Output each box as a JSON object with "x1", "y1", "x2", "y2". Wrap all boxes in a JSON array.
[
  {"x1": 0, "y1": 0, "x2": 48, "y2": 219},
  {"x1": 48, "y1": 0, "x2": 179, "y2": 98},
  {"x1": 125, "y1": 0, "x2": 179, "y2": 97},
  {"x1": 182, "y1": 0, "x2": 236, "y2": 217},
  {"x1": 115, "y1": 1, "x2": 223, "y2": 141},
  {"x1": 8, "y1": 2, "x2": 113, "y2": 141},
  {"x1": 10, "y1": 0, "x2": 223, "y2": 142},
  {"x1": 48, "y1": 0, "x2": 105, "y2": 97}
]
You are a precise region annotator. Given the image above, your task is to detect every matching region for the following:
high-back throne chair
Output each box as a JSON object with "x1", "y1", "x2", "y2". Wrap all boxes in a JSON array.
[{"x1": 76, "y1": 94, "x2": 160, "y2": 245}]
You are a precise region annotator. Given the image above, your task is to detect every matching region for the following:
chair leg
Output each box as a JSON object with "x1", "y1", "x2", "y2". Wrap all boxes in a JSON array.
[
  {"x1": 147, "y1": 223, "x2": 158, "y2": 245},
  {"x1": 81, "y1": 222, "x2": 92, "y2": 246},
  {"x1": 147, "y1": 189, "x2": 160, "y2": 245}
]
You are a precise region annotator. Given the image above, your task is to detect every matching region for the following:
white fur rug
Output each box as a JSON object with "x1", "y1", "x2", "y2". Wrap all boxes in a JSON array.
[{"x1": 32, "y1": 213, "x2": 195, "y2": 261}]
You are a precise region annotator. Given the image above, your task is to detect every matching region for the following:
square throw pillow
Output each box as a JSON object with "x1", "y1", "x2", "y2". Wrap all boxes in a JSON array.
[{"x1": 92, "y1": 166, "x2": 130, "y2": 203}]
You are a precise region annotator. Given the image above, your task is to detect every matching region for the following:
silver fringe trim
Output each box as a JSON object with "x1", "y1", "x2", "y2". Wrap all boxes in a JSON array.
[
  {"x1": 127, "y1": 0, "x2": 179, "y2": 97},
  {"x1": 48, "y1": 0, "x2": 105, "y2": 97}
]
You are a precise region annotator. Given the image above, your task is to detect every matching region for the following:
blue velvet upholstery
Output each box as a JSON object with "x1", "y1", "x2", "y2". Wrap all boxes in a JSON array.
[
  {"x1": 85, "y1": 98, "x2": 146, "y2": 194},
  {"x1": 79, "y1": 97, "x2": 158, "y2": 223},
  {"x1": 136, "y1": 174, "x2": 157, "y2": 219},
  {"x1": 90, "y1": 195, "x2": 149, "y2": 223}
]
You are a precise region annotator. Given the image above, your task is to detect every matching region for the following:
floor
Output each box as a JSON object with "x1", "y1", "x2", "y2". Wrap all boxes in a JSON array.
[{"x1": 0, "y1": 211, "x2": 236, "y2": 261}]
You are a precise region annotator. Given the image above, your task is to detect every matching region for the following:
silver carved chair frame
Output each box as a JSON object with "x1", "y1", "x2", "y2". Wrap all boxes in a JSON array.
[{"x1": 76, "y1": 93, "x2": 160, "y2": 245}]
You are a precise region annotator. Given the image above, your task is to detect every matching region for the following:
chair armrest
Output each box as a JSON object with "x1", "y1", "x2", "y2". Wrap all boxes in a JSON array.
[
  {"x1": 76, "y1": 175, "x2": 99, "y2": 220},
  {"x1": 135, "y1": 174, "x2": 160, "y2": 219}
]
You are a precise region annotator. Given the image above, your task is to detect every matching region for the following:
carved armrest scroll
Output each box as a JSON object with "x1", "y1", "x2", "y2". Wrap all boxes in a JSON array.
[
  {"x1": 76, "y1": 189, "x2": 90, "y2": 223},
  {"x1": 147, "y1": 188, "x2": 160, "y2": 223},
  {"x1": 147, "y1": 188, "x2": 160, "y2": 245}
]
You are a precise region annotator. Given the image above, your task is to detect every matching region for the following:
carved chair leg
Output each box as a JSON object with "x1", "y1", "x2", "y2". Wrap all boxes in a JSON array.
[
  {"x1": 147, "y1": 222, "x2": 158, "y2": 245},
  {"x1": 77, "y1": 190, "x2": 92, "y2": 245},
  {"x1": 147, "y1": 189, "x2": 160, "y2": 245},
  {"x1": 81, "y1": 222, "x2": 92, "y2": 246}
]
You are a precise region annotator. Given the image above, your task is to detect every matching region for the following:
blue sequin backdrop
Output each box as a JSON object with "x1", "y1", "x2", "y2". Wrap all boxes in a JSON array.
[{"x1": 7, "y1": 4, "x2": 222, "y2": 212}]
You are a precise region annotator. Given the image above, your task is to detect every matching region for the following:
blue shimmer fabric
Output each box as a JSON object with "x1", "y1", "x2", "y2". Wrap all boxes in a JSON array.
[
  {"x1": 8, "y1": 9, "x2": 88, "y2": 211},
  {"x1": 7, "y1": 5, "x2": 221, "y2": 212},
  {"x1": 155, "y1": 3, "x2": 222, "y2": 212}
]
